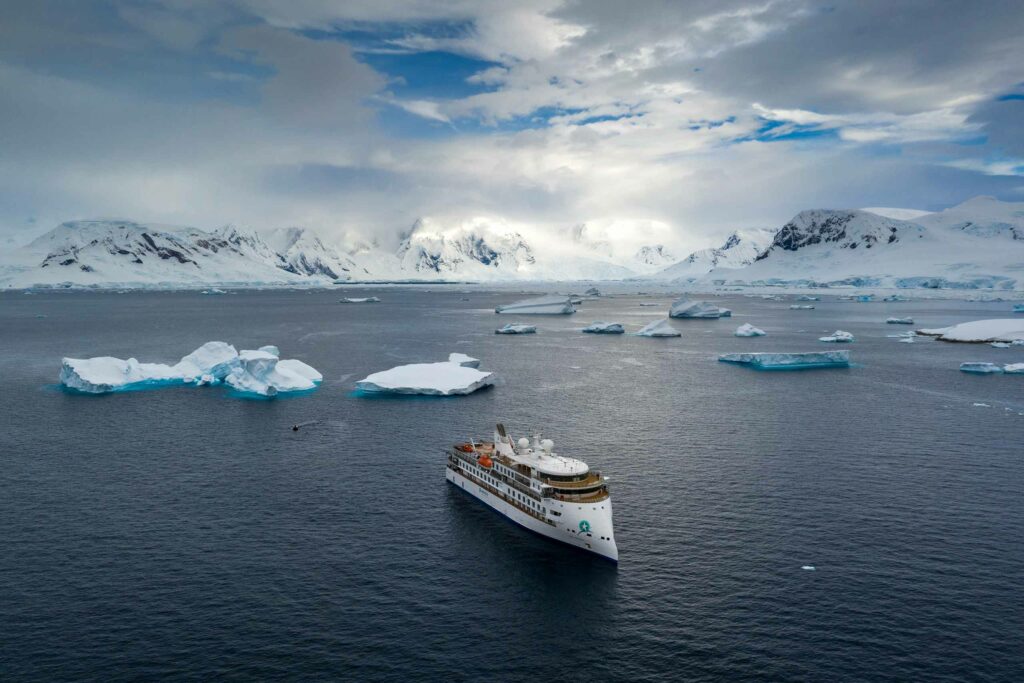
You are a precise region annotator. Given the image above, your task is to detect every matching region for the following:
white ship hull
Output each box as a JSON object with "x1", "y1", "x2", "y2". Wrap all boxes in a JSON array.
[{"x1": 446, "y1": 466, "x2": 618, "y2": 562}]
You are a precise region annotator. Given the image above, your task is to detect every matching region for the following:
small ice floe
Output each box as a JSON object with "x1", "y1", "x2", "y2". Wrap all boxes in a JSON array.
[
  {"x1": 59, "y1": 342, "x2": 322, "y2": 398},
  {"x1": 495, "y1": 323, "x2": 537, "y2": 335},
  {"x1": 790, "y1": 304, "x2": 815, "y2": 310},
  {"x1": 340, "y1": 296, "x2": 380, "y2": 303},
  {"x1": 584, "y1": 287, "x2": 601, "y2": 297},
  {"x1": 973, "y1": 402, "x2": 991, "y2": 407},
  {"x1": 719, "y1": 351, "x2": 850, "y2": 370},
  {"x1": 582, "y1": 321, "x2": 625, "y2": 334},
  {"x1": 801, "y1": 565, "x2": 816, "y2": 571},
  {"x1": 991, "y1": 342, "x2": 1011, "y2": 348},
  {"x1": 638, "y1": 302, "x2": 660, "y2": 307},
  {"x1": 819, "y1": 330, "x2": 855, "y2": 343},
  {"x1": 669, "y1": 299, "x2": 730, "y2": 319},
  {"x1": 1013, "y1": 304, "x2": 1024, "y2": 313},
  {"x1": 355, "y1": 356, "x2": 495, "y2": 396},
  {"x1": 884, "y1": 295, "x2": 910, "y2": 302},
  {"x1": 200, "y1": 288, "x2": 227, "y2": 295},
  {"x1": 448, "y1": 352, "x2": 480, "y2": 368},
  {"x1": 898, "y1": 336, "x2": 915, "y2": 343},
  {"x1": 635, "y1": 319, "x2": 681, "y2": 337},
  {"x1": 887, "y1": 317, "x2": 914, "y2": 325},
  {"x1": 735, "y1": 323, "x2": 766, "y2": 337},
  {"x1": 918, "y1": 319, "x2": 1024, "y2": 343},
  {"x1": 1004, "y1": 363, "x2": 1024, "y2": 374},
  {"x1": 960, "y1": 362, "x2": 1003, "y2": 374},
  {"x1": 495, "y1": 295, "x2": 575, "y2": 315},
  {"x1": 796, "y1": 295, "x2": 819, "y2": 301}
]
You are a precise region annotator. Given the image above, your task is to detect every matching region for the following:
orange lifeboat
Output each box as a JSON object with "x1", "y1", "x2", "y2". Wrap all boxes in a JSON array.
[{"x1": 478, "y1": 454, "x2": 493, "y2": 468}]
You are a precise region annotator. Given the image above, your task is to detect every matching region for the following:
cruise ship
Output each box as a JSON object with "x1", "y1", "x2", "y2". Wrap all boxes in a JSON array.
[{"x1": 446, "y1": 424, "x2": 618, "y2": 561}]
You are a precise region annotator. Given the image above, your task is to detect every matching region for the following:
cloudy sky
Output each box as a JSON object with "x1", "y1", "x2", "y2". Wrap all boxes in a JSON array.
[{"x1": 2, "y1": 0, "x2": 1023, "y2": 253}]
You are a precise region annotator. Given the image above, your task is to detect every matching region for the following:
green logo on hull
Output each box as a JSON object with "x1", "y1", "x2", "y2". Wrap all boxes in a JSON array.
[{"x1": 579, "y1": 520, "x2": 591, "y2": 533}]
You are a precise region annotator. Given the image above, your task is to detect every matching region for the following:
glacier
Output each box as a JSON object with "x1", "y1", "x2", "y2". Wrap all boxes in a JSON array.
[
  {"x1": 582, "y1": 321, "x2": 625, "y2": 334},
  {"x1": 355, "y1": 357, "x2": 495, "y2": 396},
  {"x1": 735, "y1": 323, "x2": 766, "y2": 337},
  {"x1": 819, "y1": 330, "x2": 855, "y2": 343},
  {"x1": 495, "y1": 295, "x2": 575, "y2": 315},
  {"x1": 59, "y1": 342, "x2": 322, "y2": 397},
  {"x1": 635, "y1": 319, "x2": 680, "y2": 337},
  {"x1": 669, "y1": 299, "x2": 730, "y2": 319},
  {"x1": 495, "y1": 323, "x2": 537, "y2": 335},
  {"x1": 918, "y1": 319, "x2": 1024, "y2": 343},
  {"x1": 718, "y1": 351, "x2": 851, "y2": 370}
]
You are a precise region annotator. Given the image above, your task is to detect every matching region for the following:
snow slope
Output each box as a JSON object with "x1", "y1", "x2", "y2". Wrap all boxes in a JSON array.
[{"x1": 652, "y1": 229, "x2": 776, "y2": 281}]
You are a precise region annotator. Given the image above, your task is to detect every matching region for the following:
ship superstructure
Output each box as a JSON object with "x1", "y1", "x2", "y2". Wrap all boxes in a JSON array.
[{"x1": 445, "y1": 423, "x2": 617, "y2": 561}]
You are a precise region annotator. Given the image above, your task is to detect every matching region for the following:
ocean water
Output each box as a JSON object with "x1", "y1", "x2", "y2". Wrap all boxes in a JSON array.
[{"x1": 1, "y1": 289, "x2": 1022, "y2": 682}]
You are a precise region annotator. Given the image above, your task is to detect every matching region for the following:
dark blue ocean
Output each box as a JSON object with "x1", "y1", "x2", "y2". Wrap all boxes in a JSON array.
[{"x1": 1, "y1": 289, "x2": 1022, "y2": 682}]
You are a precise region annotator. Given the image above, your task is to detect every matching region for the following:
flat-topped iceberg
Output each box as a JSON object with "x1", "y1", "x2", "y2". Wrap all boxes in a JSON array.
[
  {"x1": 448, "y1": 352, "x2": 480, "y2": 368},
  {"x1": 819, "y1": 330, "x2": 855, "y2": 343},
  {"x1": 635, "y1": 319, "x2": 680, "y2": 337},
  {"x1": 495, "y1": 295, "x2": 575, "y2": 315},
  {"x1": 669, "y1": 299, "x2": 730, "y2": 318},
  {"x1": 356, "y1": 356, "x2": 495, "y2": 396},
  {"x1": 59, "y1": 342, "x2": 322, "y2": 397},
  {"x1": 582, "y1": 321, "x2": 625, "y2": 334},
  {"x1": 796, "y1": 295, "x2": 819, "y2": 301},
  {"x1": 495, "y1": 323, "x2": 537, "y2": 334},
  {"x1": 887, "y1": 317, "x2": 914, "y2": 324},
  {"x1": 735, "y1": 323, "x2": 766, "y2": 337},
  {"x1": 959, "y1": 362, "x2": 1003, "y2": 374},
  {"x1": 1004, "y1": 363, "x2": 1024, "y2": 374},
  {"x1": 719, "y1": 351, "x2": 850, "y2": 370},
  {"x1": 340, "y1": 296, "x2": 380, "y2": 303},
  {"x1": 790, "y1": 304, "x2": 815, "y2": 310},
  {"x1": 918, "y1": 319, "x2": 1024, "y2": 343}
]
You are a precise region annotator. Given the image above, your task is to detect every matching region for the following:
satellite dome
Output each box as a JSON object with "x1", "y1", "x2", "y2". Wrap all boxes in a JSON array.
[
  {"x1": 517, "y1": 437, "x2": 530, "y2": 449},
  {"x1": 540, "y1": 439, "x2": 554, "y2": 452}
]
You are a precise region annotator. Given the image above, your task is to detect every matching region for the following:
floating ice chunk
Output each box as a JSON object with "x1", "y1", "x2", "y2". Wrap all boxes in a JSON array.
[
  {"x1": 918, "y1": 319, "x2": 1024, "y2": 343},
  {"x1": 718, "y1": 351, "x2": 850, "y2": 370},
  {"x1": 638, "y1": 302, "x2": 660, "y2": 307},
  {"x1": 1013, "y1": 304, "x2": 1024, "y2": 313},
  {"x1": 635, "y1": 319, "x2": 680, "y2": 337},
  {"x1": 669, "y1": 299, "x2": 730, "y2": 318},
  {"x1": 735, "y1": 323, "x2": 766, "y2": 337},
  {"x1": 959, "y1": 362, "x2": 1003, "y2": 374},
  {"x1": 898, "y1": 337, "x2": 915, "y2": 343},
  {"x1": 495, "y1": 295, "x2": 575, "y2": 315},
  {"x1": 200, "y1": 288, "x2": 227, "y2": 295},
  {"x1": 59, "y1": 342, "x2": 320, "y2": 398},
  {"x1": 584, "y1": 287, "x2": 601, "y2": 297},
  {"x1": 801, "y1": 565, "x2": 816, "y2": 571},
  {"x1": 991, "y1": 342, "x2": 1011, "y2": 348},
  {"x1": 819, "y1": 330, "x2": 855, "y2": 343},
  {"x1": 883, "y1": 295, "x2": 910, "y2": 302},
  {"x1": 448, "y1": 352, "x2": 480, "y2": 368},
  {"x1": 973, "y1": 402, "x2": 991, "y2": 407},
  {"x1": 495, "y1": 323, "x2": 537, "y2": 335},
  {"x1": 340, "y1": 297, "x2": 380, "y2": 303},
  {"x1": 582, "y1": 321, "x2": 625, "y2": 334},
  {"x1": 356, "y1": 358, "x2": 494, "y2": 396},
  {"x1": 1004, "y1": 363, "x2": 1024, "y2": 374},
  {"x1": 790, "y1": 305, "x2": 815, "y2": 310},
  {"x1": 796, "y1": 295, "x2": 819, "y2": 301},
  {"x1": 887, "y1": 317, "x2": 914, "y2": 324}
]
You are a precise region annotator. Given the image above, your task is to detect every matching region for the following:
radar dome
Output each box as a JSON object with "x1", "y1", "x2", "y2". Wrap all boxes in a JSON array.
[
  {"x1": 517, "y1": 437, "x2": 530, "y2": 449},
  {"x1": 540, "y1": 439, "x2": 554, "y2": 452}
]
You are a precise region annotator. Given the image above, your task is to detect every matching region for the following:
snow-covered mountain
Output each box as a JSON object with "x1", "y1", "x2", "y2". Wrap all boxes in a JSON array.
[
  {"x1": 633, "y1": 245, "x2": 675, "y2": 270},
  {"x1": 715, "y1": 196, "x2": 1024, "y2": 289},
  {"x1": 652, "y1": 228, "x2": 776, "y2": 281},
  {"x1": 264, "y1": 227, "x2": 363, "y2": 280},
  {"x1": 393, "y1": 218, "x2": 536, "y2": 279}
]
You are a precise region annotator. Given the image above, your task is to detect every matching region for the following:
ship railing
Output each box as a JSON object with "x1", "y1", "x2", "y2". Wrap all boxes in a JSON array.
[{"x1": 449, "y1": 450, "x2": 540, "y2": 498}]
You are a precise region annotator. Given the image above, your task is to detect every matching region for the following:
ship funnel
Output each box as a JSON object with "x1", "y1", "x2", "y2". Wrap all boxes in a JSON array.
[{"x1": 496, "y1": 423, "x2": 507, "y2": 437}]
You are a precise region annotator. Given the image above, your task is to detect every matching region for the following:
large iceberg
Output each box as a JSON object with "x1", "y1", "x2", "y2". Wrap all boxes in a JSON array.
[
  {"x1": 959, "y1": 362, "x2": 1003, "y2": 374},
  {"x1": 635, "y1": 319, "x2": 680, "y2": 337},
  {"x1": 669, "y1": 299, "x2": 730, "y2": 318},
  {"x1": 918, "y1": 319, "x2": 1024, "y2": 343},
  {"x1": 495, "y1": 295, "x2": 575, "y2": 315},
  {"x1": 582, "y1": 321, "x2": 625, "y2": 334},
  {"x1": 60, "y1": 342, "x2": 322, "y2": 397},
  {"x1": 718, "y1": 351, "x2": 850, "y2": 370},
  {"x1": 819, "y1": 330, "x2": 855, "y2": 343},
  {"x1": 495, "y1": 323, "x2": 537, "y2": 334},
  {"x1": 356, "y1": 356, "x2": 495, "y2": 396},
  {"x1": 448, "y1": 352, "x2": 480, "y2": 368},
  {"x1": 735, "y1": 323, "x2": 766, "y2": 337}
]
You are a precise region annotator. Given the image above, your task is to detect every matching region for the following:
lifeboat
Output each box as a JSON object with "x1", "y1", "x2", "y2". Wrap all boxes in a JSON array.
[{"x1": 477, "y1": 454, "x2": 493, "y2": 468}]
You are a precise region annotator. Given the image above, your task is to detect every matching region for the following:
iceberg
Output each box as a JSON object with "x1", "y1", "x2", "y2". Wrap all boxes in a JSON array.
[
  {"x1": 495, "y1": 323, "x2": 537, "y2": 335},
  {"x1": 59, "y1": 342, "x2": 322, "y2": 397},
  {"x1": 200, "y1": 288, "x2": 227, "y2": 295},
  {"x1": 886, "y1": 317, "x2": 914, "y2": 324},
  {"x1": 635, "y1": 319, "x2": 680, "y2": 337},
  {"x1": 448, "y1": 352, "x2": 480, "y2": 368},
  {"x1": 340, "y1": 296, "x2": 380, "y2": 303},
  {"x1": 789, "y1": 305, "x2": 815, "y2": 310},
  {"x1": 718, "y1": 351, "x2": 850, "y2": 370},
  {"x1": 669, "y1": 299, "x2": 730, "y2": 318},
  {"x1": 495, "y1": 295, "x2": 575, "y2": 315},
  {"x1": 1013, "y1": 304, "x2": 1024, "y2": 313},
  {"x1": 918, "y1": 319, "x2": 1024, "y2": 343},
  {"x1": 959, "y1": 362, "x2": 1003, "y2": 374},
  {"x1": 582, "y1": 321, "x2": 625, "y2": 334},
  {"x1": 819, "y1": 330, "x2": 855, "y2": 343},
  {"x1": 1004, "y1": 363, "x2": 1024, "y2": 374},
  {"x1": 584, "y1": 287, "x2": 601, "y2": 297},
  {"x1": 883, "y1": 295, "x2": 910, "y2": 302},
  {"x1": 991, "y1": 342, "x2": 1011, "y2": 349},
  {"x1": 796, "y1": 295, "x2": 819, "y2": 301},
  {"x1": 735, "y1": 323, "x2": 766, "y2": 337},
  {"x1": 356, "y1": 357, "x2": 495, "y2": 396}
]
